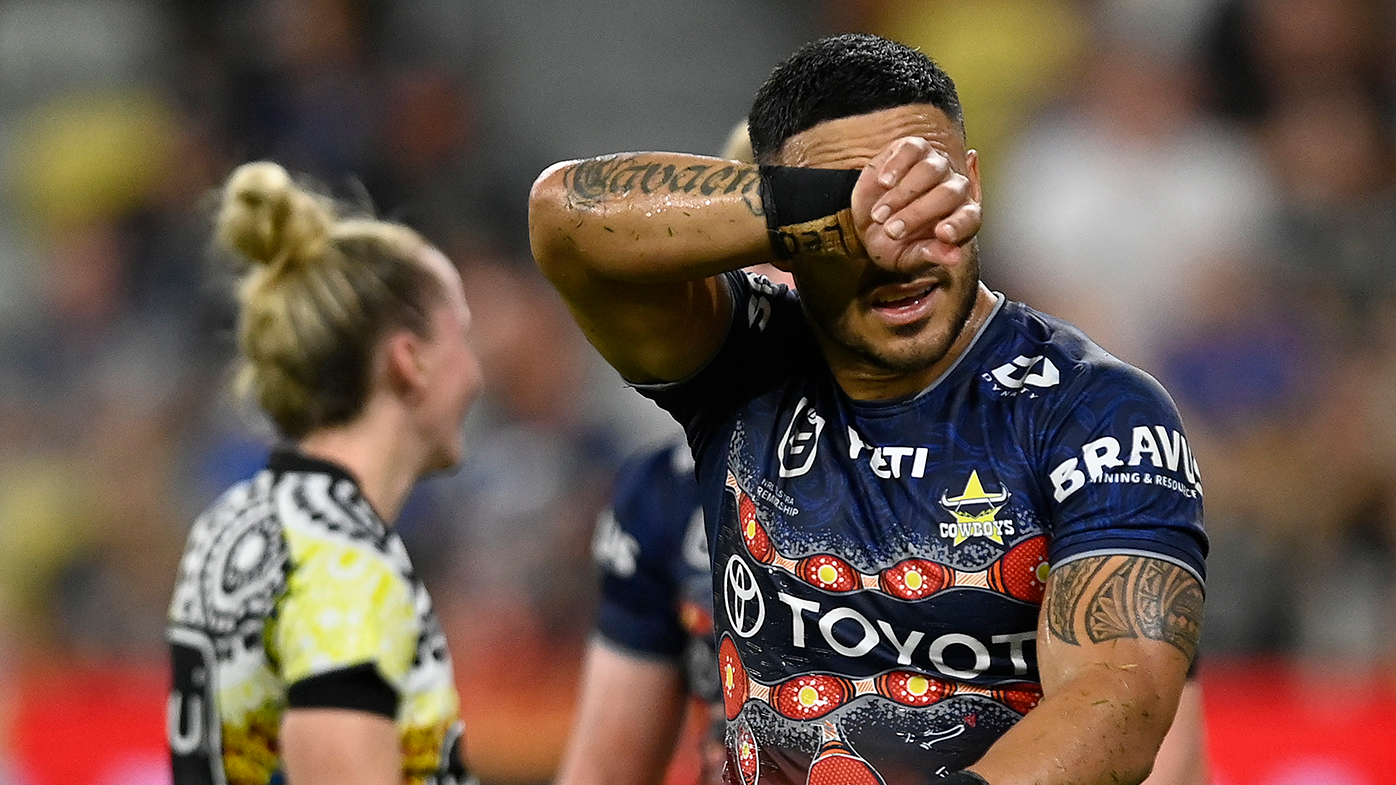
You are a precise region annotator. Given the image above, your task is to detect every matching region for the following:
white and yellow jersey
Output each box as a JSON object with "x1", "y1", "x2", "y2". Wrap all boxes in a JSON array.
[{"x1": 167, "y1": 449, "x2": 474, "y2": 785}]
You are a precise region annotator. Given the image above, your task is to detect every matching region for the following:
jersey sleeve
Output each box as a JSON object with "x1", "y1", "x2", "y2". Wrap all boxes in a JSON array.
[
  {"x1": 1039, "y1": 360, "x2": 1208, "y2": 582},
  {"x1": 272, "y1": 530, "x2": 419, "y2": 706},
  {"x1": 591, "y1": 446, "x2": 699, "y2": 660},
  {"x1": 637, "y1": 271, "x2": 818, "y2": 457}
]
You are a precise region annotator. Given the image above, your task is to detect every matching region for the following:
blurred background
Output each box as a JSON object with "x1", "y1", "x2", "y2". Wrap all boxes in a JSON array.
[{"x1": 0, "y1": 0, "x2": 1392, "y2": 783}]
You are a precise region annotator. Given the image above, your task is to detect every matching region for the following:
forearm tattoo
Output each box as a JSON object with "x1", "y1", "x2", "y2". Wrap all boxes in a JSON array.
[
  {"x1": 563, "y1": 154, "x2": 763, "y2": 215},
  {"x1": 1046, "y1": 555, "x2": 1203, "y2": 662}
]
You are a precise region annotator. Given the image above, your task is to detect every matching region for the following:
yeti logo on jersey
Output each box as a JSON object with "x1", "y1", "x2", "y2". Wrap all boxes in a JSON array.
[
  {"x1": 987, "y1": 354, "x2": 1060, "y2": 395},
  {"x1": 778, "y1": 397, "x2": 824, "y2": 478},
  {"x1": 724, "y1": 555, "x2": 766, "y2": 638},
  {"x1": 938, "y1": 471, "x2": 1015, "y2": 545}
]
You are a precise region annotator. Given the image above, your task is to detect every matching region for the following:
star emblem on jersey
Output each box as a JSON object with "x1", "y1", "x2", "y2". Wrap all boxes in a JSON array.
[{"x1": 938, "y1": 471, "x2": 1012, "y2": 545}]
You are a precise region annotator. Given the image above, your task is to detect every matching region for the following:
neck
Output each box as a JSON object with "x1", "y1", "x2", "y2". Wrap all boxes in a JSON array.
[{"x1": 296, "y1": 401, "x2": 426, "y2": 524}]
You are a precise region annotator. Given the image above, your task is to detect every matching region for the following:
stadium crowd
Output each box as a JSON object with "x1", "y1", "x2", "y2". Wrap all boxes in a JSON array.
[{"x1": 0, "y1": 0, "x2": 1392, "y2": 780}]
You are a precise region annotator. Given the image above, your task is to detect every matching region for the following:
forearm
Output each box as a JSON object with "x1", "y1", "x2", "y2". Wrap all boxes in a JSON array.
[
  {"x1": 968, "y1": 665, "x2": 1181, "y2": 785},
  {"x1": 528, "y1": 153, "x2": 772, "y2": 287},
  {"x1": 555, "y1": 643, "x2": 689, "y2": 785}
]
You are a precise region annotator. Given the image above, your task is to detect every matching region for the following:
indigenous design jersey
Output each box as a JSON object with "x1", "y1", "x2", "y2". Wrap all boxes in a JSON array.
[
  {"x1": 166, "y1": 450, "x2": 472, "y2": 785},
  {"x1": 640, "y1": 272, "x2": 1207, "y2": 785},
  {"x1": 592, "y1": 441, "x2": 720, "y2": 706}
]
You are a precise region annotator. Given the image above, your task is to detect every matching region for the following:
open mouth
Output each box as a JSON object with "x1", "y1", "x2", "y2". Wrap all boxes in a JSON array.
[{"x1": 870, "y1": 281, "x2": 939, "y2": 324}]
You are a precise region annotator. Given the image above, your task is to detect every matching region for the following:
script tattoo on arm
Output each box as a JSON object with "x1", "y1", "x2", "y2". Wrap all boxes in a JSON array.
[
  {"x1": 563, "y1": 154, "x2": 764, "y2": 216},
  {"x1": 1046, "y1": 555, "x2": 1203, "y2": 662}
]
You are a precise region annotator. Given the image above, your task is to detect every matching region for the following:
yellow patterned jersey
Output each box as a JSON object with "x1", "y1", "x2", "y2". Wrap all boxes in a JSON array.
[{"x1": 167, "y1": 449, "x2": 474, "y2": 785}]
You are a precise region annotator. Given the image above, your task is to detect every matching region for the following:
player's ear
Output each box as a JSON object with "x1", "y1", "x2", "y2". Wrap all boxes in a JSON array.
[
  {"x1": 965, "y1": 149, "x2": 982, "y2": 203},
  {"x1": 382, "y1": 329, "x2": 428, "y2": 402}
]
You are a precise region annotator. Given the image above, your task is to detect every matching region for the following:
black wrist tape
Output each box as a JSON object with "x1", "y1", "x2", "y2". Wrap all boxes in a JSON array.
[
  {"x1": 939, "y1": 772, "x2": 991, "y2": 785},
  {"x1": 759, "y1": 165, "x2": 864, "y2": 260}
]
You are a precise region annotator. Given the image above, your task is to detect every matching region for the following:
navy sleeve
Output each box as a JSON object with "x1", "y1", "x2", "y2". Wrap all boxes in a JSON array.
[
  {"x1": 638, "y1": 271, "x2": 820, "y2": 459},
  {"x1": 1039, "y1": 358, "x2": 1209, "y2": 582},
  {"x1": 591, "y1": 445, "x2": 702, "y2": 659}
]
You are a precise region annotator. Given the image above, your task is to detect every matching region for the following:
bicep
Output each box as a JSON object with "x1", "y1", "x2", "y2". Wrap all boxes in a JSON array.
[
  {"x1": 1038, "y1": 553, "x2": 1202, "y2": 701},
  {"x1": 281, "y1": 708, "x2": 400, "y2": 785},
  {"x1": 555, "y1": 641, "x2": 689, "y2": 785}
]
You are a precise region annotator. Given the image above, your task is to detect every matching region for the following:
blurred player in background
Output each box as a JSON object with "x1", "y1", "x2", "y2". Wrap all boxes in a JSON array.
[
  {"x1": 532, "y1": 33, "x2": 1206, "y2": 785},
  {"x1": 166, "y1": 161, "x2": 481, "y2": 785}
]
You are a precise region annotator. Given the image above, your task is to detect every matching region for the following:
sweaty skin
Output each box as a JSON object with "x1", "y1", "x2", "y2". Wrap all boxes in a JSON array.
[{"x1": 529, "y1": 104, "x2": 1200, "y2": 785}]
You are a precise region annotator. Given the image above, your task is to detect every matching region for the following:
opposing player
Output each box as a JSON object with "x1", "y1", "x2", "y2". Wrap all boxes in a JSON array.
[
  {"x1": 531, "y1": 33, "x2": 1205, "y2": 785},
  {"x1": 166, "y1": 161, "x2": 481, "y2": 785}
]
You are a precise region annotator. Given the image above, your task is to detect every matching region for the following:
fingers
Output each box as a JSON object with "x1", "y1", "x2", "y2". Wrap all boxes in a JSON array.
[{"x1": 865, "y1": 138, "x2": 978, "y2": 245}]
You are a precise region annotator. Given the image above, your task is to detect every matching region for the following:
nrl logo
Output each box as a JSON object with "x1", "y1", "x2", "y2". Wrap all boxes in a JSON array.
[{"x1": 938, "y1": 471, "x2": 1016, "y2": 545}]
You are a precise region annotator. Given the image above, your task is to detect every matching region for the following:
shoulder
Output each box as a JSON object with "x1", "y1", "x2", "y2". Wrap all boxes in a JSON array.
[
  {"x1": 992, "y1": 300, "x2": 1176, "y2": 411},
  {"x1": 169, "y1": 471, "x2": 288, "y2": 631}
]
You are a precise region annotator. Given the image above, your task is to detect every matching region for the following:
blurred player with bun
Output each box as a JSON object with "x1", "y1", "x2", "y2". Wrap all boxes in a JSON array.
[{"x1": 166, "y1": 161, "x2": 481, "y2": 785}]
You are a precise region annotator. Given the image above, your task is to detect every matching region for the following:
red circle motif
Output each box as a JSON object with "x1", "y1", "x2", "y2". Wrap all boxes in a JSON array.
[
  {"x1": 878, "y1": 559, "x2": 951, "y2": 600},
  {"x1": 988, "y1": 535, "x2": 1048, "y2": 603},
  {"x1": 735, "y1": 721, "x2": 760, "y2": 785},
  {"x1": 796, "y1": 554, "x2": 858, "y2": 593},
  {"x1": 992, "y1": 683, "x2": 1044, "y2": 715},
  {"x1": 718, "y1": 636, "x2": 749, "y2": 720},
  {"x1": 874, "y1": 671, "x2": 953, "y2": 708},
  {"x1": 737, "y1": 493, "x2": 774, "y2": 564},
  {"x1": 807, "y1": 748, "x2": 885, "y2": 785},
  {"x1": 771, "y1": 674, "x2": 852, "y2": 721}
]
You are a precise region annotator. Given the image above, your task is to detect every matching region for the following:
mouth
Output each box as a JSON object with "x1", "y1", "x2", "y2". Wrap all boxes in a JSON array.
[{"x1": 869, "y1": 280, "x2": 939, "y2": 325}]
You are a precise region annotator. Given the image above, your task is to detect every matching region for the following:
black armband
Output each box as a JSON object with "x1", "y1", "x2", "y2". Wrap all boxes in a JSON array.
[
  {"x1": 939, "y1": 772, "x2": 991, "y2": 785},
  {"x1": 759, "y1": 165, "x2": 864, "y2": 260}
]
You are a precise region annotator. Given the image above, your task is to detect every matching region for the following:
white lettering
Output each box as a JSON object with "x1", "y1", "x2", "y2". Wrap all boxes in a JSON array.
[
  {"x1": 991, "y1": 631, "x2": 1037, "y2": 675},
  {"x1": 928, "y1": 633, "x2": 991, "y2": 680},
  {"x1": 869, "y1": 448, "x2": 892, "y2": 480},
  {"x1": 819, "y1": 607, "x2": 879, "y2": 657},
  {"x1": 778, "y1": 592, "x2": 819, "y2": 648},
  {"x1": 912, "y1": 447, "x2": 929, "y2": 478},
  {"x1": 848, "y1": 427, "x2": 869, "y2": 460},
  {"x1": 1155, "y1": 426, "x2": 1183, "y2": 471},
  {"x1": 884, "y1": 447, "x2": 914, "y2": 478},
  {"x1": 1081, "y1": 436, "x2": 1123, "y2": 479},
  {"x1": 1050, "y1": 457, "x2": 1086, "y2": 501},
  {"x1": 1129, "y1": 426, "x2": 1162, "y2": 468},
  {"x1": 878, "y1": 620, "x2": 926, "y2": 666},
  {"x1": 1179, "y1": 433, "x2": 1196, "y2": 484},
  {"x1": 168, "y1": 692, "x2": 203, "y2": 755}
]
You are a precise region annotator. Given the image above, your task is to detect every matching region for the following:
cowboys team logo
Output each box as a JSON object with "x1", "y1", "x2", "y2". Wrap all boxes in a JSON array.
[
  {"x1": 937, "y1": 471, "x2": 1016, "y2": 545},
  {"x1": 724, "y1": 555, "x2": 766, "y2": 637}
]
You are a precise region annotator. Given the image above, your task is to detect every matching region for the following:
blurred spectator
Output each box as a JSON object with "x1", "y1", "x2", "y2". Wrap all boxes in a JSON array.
[
  {"x1": 990, "y1": 21, "x2": 1275, "y2": 373},
  {"x1": 850, "y1": 0, "x2": 1093, "y2": 193}
]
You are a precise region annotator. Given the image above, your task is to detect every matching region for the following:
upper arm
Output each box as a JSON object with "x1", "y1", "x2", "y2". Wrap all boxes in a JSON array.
[
  {"x1": 555, "y1": 641, "x2": 689, "y2": 785},
  {"x1": 281, "y1": 708, "x2": 400, "y2": 785},
  {"x1": 1038, "y1": 553, "x2": 1202, "y2": 725},
  {"x1": 528, "y1": 154, "x2": 771, "y2": 382}
]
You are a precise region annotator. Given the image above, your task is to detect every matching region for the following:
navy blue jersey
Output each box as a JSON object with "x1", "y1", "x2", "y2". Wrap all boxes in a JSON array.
[
  {"x1": 592, "y1": 441, "x2": 721, "y2": 706},
  {"x1": 639, "y1": 271, "x2": 1207, "y2": 785}
]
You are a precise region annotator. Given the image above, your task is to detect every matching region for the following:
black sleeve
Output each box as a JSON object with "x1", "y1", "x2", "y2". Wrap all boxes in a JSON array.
[{"x1": 286, "y1": 662, "x2": 400, "y2": 719}]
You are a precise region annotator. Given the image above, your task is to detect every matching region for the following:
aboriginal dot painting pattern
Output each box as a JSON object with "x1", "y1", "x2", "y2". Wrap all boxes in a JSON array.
[
  {"x1": 724, "y1": 472, "x2": 1051, "y2": 604},
  {"x1": 718, "y1": 635, "x2": 1043, "y2": 724}
]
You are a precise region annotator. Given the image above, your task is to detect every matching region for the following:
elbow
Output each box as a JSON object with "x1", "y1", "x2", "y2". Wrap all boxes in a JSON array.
[{"x1": 527, "y1": 160, "x2": 577, "y2": 280}]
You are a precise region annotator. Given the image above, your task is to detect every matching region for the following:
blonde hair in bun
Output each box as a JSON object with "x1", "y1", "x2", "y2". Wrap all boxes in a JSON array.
[{"x1": 214, "y1": 161, "x2": 444, "y2": 439}]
